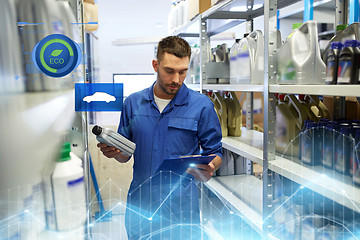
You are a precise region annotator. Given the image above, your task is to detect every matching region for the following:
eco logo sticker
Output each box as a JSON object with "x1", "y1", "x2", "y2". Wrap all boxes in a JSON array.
[{"x1": 32, "y1": 34, "x2": 82, "y2": 78}]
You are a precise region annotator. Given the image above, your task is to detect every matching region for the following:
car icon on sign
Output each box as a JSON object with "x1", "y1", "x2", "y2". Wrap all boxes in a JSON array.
[{"x1": 83, "y1": 92, "x2": 116, "y2": 103}]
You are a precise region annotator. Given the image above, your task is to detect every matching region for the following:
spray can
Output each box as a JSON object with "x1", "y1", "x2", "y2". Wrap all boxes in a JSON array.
[
  {"x1": 337, "y1": 40, "x2": 360, "y2": 84},
  {"x1": 325, "y1": 42, "x2": 343, "y2": 85}
]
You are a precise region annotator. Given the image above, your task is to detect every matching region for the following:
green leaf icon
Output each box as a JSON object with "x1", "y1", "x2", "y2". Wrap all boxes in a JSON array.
[{"x1": 50, "y1": 49, "x2": 63, "y2": 57}]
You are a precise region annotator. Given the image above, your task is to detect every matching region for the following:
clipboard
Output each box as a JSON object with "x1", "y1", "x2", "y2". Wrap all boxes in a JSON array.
[{"x1": 155, "y1": 155, "x2": 216, "y2": 175}]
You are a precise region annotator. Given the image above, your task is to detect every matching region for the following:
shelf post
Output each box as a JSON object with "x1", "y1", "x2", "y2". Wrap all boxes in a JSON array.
[
  {"x1": 200, "y1": 17, "x2": 209, "y2": 90},
  {"x1": 263, "y1": 0, "x2": 278, "y2": 236},
  {"x1": 336, "y1": 0, "x2": 348, "y2": 26}
]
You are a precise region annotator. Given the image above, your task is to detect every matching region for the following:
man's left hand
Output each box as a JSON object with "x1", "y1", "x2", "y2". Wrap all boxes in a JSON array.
[{"x1": 186, "y1": 162, "x2": 215, "y2": 182}]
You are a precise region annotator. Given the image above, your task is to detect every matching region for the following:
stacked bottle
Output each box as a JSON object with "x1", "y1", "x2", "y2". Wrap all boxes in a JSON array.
[
  {"x1": 337, "y1": 40, "x2": 360, "y2": 84},
  {"x1": 325, "y1": 42, "x2": 343, "y2": 85}
]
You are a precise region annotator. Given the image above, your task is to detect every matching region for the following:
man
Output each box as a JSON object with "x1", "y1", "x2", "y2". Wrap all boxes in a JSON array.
[{"x1": 98, "y1": 36, "x2": 222, "y2": 239}]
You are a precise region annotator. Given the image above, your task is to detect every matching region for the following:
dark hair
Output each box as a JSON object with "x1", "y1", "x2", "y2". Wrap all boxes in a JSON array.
[{"x1": 157, "y1": 36, "x2": 191, "y2": 62}]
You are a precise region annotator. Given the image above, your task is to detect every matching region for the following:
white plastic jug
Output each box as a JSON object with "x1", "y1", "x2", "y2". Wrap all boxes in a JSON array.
[
  {"x1": 230, "y1": 39, "x2": 240, "y2": 84},
  {"x1": 45, "y1": 143, "x2": 86, "y2": 231},
  {"x1": 236, "y1": 30, "x2": 264, "y2": 84},
  {"x1": 277, "y1": 21, "x2": 326, "y2": 84}
]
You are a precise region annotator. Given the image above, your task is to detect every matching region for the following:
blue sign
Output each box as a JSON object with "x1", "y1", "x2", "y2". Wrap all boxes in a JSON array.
[
  {"x1": 75, "y1": 83, "x2": 123, "y2": 112},
  {"x1": 32, "y1": 34, "x2": 82, "y2": 78}
]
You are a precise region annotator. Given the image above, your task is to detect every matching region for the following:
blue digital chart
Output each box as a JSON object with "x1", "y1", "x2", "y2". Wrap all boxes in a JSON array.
[{"x1": 75, "y1": 83, "x2": 123, "y2": 112}]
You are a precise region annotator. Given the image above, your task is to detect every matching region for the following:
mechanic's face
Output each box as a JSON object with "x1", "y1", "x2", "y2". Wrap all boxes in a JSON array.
[{"x1": 152, "y1": 52, "x2": 189, "y2": 99}]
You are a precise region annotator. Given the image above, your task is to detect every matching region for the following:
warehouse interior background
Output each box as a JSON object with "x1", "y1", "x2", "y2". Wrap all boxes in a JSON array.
[{"x1": 1, "y1": 0, "x2": 360, "y2": 239}]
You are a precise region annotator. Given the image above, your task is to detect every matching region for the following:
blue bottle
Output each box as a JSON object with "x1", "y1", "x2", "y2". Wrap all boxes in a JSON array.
[
  {"x1": 301, "y1": 120, "x2": 318, "y2": 166},
  {"x1": 337, "y1": 40, "x2": 360, "y2": 84},
  {"x1": 325, "y1": 42, "x2": 343, "y2": 85},
  {"x1": 322, "y1": 122, "x2": 338, "y2": 169},
  {"x1": 353, "y1": 128, "x2": 360, "y2": 185},
  {"x1": 334, "y1": 125, "x2": 353, "y2": 175}
]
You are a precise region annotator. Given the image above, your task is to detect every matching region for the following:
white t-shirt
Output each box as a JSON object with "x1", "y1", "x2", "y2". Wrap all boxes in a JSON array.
[{"x1": 154, "y1": 93, "x2": 171, "y2": 113}]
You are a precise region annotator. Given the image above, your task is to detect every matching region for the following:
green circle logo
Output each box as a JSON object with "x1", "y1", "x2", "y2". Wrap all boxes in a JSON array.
[{"x1": 32, "y1": 34, "x2": 82, "y2": 78}]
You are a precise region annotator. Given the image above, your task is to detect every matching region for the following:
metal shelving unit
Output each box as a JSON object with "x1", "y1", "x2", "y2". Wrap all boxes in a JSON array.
[
  {"x1": 203, "y1": 84, "x2": 264, "y2": 92},
  {"x1": 269, "y1": 157, "x2": 360, "y2": 213},
  {"x1": 222, "y1": 128, "x2": 263, "y2": 166},
  {"x1": 269, "y1": 84, "x2": 360, "y2": 97},
  {"x1": 173, "y1": 0, "x2": 360, "y2": 237},
  {"x1": 205, "y1": 175, "x2": 263, "y2": 235}
]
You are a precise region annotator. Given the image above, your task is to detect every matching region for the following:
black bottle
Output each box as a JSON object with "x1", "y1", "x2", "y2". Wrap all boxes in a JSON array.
[
  {"x1": 325, "y1": 42, "x2": 343, "y2": 85},
  {"x1": 337, "y1": 40, "x2": 360, "y2": 84}
]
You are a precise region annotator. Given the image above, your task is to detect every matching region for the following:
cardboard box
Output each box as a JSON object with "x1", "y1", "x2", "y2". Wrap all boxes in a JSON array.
[
  {"x1": 187, "y1": 0, "x2": 212, "y2": 21},
  {"x1": 187, "y1": 0, "x2": 199, "y2": 21},
  {"x1": 346, "y1": 98, "x2": 358, "y2": 120},
  {"x1": 236, "y1": 92, "x2": 264, "y2": 129},
  {"x1": 200, "y1": 0, "x2": 212, "y2": 13}
]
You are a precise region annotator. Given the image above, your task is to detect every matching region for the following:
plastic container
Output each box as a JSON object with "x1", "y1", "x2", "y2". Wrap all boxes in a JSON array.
[
  {"x1": 276, "y1": 95, "x2": 307, "y2": 157},
  {"x1": 337, "y1": 40, "x2": 360, "y2": 84},
  {"x1": 322, "y1": 24, "x2": 347, "y2": 63},
  {"x1": 304, "y1": 95, "x2": 330, "y2": 120},
  {"x1": 298, "y1": 95, "x2": 319, "y2": 122},
  {"x1": 277, "y1": 21, "x2": 326, "y2": 84},
  {"x1": 48, "y1": 143, "x2": 86, "y2": 231},
  {"x1": 322, "y1": 122, "x2": 338, "y2": 169},
  {"x1": 325, "y1": 42, "x2": 343, "y2": 85},
  {"x1": 334, "y1": 126, "x2": 353, "y2": 175},
  {"x1": 352, "y1": 128, "x2": 360, "y2": 183},
  {"x1": 18, "y1": 0, "x2": 73, "y2": 91},
  {"x1": 187, "y1": 45, "x2": 200, "y2": 84},
  {"x1": 92, "y1": 125, "x2": 136, "y2": 156},
  {"x1": 236, "y1": 30, "x2": 264, "y2": 84},
  {"x1": 229, "y1": 39, "x2": 240, "y2": 84},
  {"x1": 209, "y1": 92, "x2": 228, "y2": 137},
  {"x1": 301, "y1": 120, "x2": 317, "y2": 166},
  {"x1": 0, "y1": 0, "x2": 25, "y2": 94},
  {"x1": 224, "y1": 91, "x2": 242, "y2": 137}
]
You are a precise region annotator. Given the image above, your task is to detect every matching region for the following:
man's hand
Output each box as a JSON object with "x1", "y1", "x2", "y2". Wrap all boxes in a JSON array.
[
  {"x1": 97, "y1": 143, "x2": 130, "y2": 163},
  {"x1": 186, "y1": 162, "x2": 215, "y2": 182}
]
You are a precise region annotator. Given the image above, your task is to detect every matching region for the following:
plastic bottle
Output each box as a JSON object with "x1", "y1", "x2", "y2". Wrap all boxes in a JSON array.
[
  {"x1": 0, "y1": 0, "x2": 25, "y2": 94},
  {"x1": 322, "y1": 121, "x2": 338, "y2": 169},
  {"x1": 322, "y1": 24, "x2": 348, "y2": 63},
  {"x1": 351, "y1": 128, "x2": 360, "y2": 181},
  {"x1": 236, "y1": 30, "x2": 264, "y2": 84},
  {"x1": 334, "y1": 125, "x2": 353, "y2": 175},
  {"x1": 301, "y1": 120, "x2": 317, "y2": 166},
  {"x1": 18, "y1": 0, "x2": 73, "y2": 91},
  {"x1": 49, "y1": 143, "x2": 86, "y2": 231},
  {"x1": 224, "y1": 91, "x2": 242, "y2": 137},
  {"x1": 325, "y1": 42, "x2": 343, "y2": 85},
  {"x1": 298, "y1": 95, "x2": 319, "y2": 122},
  {"x1": 304, "y1": 95, "x2": 330, "y2": 120},
  {"x1": 337, "y1": 40, "x2": 360, "y2": 84},
  {"x1": 209, "y1": 92, "x2": 228, "y2": 137},
  {"x1": 276, "y1": 95, "x2": 306, "y2": 157},
  {"x1": 92, "y1": 125, "x2": 136, "y2": 156},
  {"x1": 277, "y1": 21, "x2": 326, "y2": 84},
  {"x1": 230, "y1": 39, "x2": 240, "y2": 84}
]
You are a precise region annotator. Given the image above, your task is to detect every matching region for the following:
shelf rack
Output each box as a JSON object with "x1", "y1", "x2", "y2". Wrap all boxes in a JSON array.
[
  {"x1": 172, "y1": 0, "x2": 359, "y2": 237},
  {"x1": 204, "y1": 175, "x2": 263, "y2": 235},
  {"x1": 269, "y1": 84, "x2": 360, "y2": 97}
]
